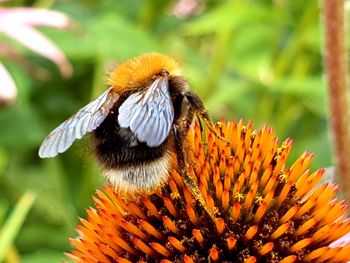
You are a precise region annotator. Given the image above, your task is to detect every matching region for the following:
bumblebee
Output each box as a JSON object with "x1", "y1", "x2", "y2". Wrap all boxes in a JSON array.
[{"x1": 39, "y1": 53, "x2": 222, "y2": 218}]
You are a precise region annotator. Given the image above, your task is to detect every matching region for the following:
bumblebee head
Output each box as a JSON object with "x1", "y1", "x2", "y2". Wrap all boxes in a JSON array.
[{"x1": 108, "y1": 53, "x2": 182, "y2": 93}]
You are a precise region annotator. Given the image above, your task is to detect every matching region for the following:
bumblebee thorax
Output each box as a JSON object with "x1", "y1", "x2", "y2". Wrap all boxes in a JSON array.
[{"x1": 108, "y1": 52, "x2": 182, "y2": 94}]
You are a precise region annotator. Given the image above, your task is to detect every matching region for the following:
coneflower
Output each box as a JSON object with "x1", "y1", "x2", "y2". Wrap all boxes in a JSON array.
[{"x1": 66, "y1": 119, "x2": 350, "y2": 262}]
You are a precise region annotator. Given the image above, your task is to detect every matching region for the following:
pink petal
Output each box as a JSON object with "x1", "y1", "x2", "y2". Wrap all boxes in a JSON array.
[
  {"x1": 0, "y1": 8, "x2": 70, "y2": 28},
  {"x1": 1, "y1": 25, "x2": 72, "y2": 77},
  {"x1": 330, "y1": 232, "x2": 350, "y2": 248},
  {"x1": 0, "y1": 63, "x2": 17, "y2": 104},
  {"x1": 172, "y1": 0, "x2": 204, "y2": 18}
]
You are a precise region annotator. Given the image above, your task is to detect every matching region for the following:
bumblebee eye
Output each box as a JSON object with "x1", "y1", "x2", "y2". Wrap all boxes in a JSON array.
[{"x1": 118, "y1": 76, "x2": 174, "y2": 147}]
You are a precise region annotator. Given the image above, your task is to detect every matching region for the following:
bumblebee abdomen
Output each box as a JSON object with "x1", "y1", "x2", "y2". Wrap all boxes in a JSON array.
[
  {"x1": 103, "y1": 153, "x2": 172, "y2": 193},
  {"x1": 93, "y1": 124, "x2": 169, "y2": 168}
]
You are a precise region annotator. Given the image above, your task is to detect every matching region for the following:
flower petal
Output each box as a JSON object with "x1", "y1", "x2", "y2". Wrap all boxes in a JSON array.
[
  {"x1": 0, "y1": 63, "x2": 17, "y2": 104},
  {"x1": 0, "y1": 8, "x2": 70, "y2": 28},
  {"x1": 1, "y1": 25, "x2": 72, "y2": 77},
  {"x1": 330, "y1": 232, "x2": 350, "y2": 247}
]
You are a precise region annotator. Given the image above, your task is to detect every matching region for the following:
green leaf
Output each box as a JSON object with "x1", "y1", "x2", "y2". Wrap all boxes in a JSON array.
[
  {"x1": 0, "y1": 191, "x2": 36, "y2": 261},
  {"x1": 184, "y1": 2, "x2": 282, "y2": 35},
  {"x1": 22, "y1": 248, "x2": 67, "y2": 263}
]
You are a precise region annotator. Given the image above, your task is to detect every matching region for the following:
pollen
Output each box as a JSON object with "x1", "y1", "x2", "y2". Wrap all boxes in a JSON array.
[
  {"x1": 108, "y1": 53, "x2": 181, "y2": 93},
  {"x1": 67, "y1": 119, "x2": 350, "y2": 262}
]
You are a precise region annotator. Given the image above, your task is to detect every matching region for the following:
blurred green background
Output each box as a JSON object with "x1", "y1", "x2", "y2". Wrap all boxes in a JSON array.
[{"x1": 0, "y1": 0, "x2": 331, "y2": 262}]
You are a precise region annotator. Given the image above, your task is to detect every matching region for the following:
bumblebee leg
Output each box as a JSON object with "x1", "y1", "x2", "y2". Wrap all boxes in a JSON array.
[
  {"x1": 173, "y1": 125, "x2": 216, "y2": 221},
  {"x1": 183, "y1": 91, "x2": 230, "y2": 145}
]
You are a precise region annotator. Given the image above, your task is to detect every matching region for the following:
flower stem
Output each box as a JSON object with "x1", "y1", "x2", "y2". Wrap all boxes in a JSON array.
[{"x1": 322, "y1": 0, "x2": 350, "y2": 202}]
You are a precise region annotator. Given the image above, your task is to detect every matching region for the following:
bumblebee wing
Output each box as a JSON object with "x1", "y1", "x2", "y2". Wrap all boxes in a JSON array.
[
  {"x1": 118, "y1": 77, "x2": 174, "y2": 147},
  {"x1": 39, "y1": 88, "x2": 119, "y2": 158}
]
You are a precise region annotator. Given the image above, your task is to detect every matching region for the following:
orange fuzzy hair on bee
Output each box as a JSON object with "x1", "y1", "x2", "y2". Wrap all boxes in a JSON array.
[{"x1": 108, "y1": 53, "x2": 182, "y2": 93}]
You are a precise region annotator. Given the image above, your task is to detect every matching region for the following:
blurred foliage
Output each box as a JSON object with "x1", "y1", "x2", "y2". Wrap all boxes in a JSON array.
[{"x1": 0, "y1": 0, "x2": 332, "y2": 262}]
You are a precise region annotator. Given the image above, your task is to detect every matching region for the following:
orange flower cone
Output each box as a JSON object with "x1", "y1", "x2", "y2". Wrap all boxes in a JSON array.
[{"x1": 66, "y1": 119, "x2": 350, "y2": 262}]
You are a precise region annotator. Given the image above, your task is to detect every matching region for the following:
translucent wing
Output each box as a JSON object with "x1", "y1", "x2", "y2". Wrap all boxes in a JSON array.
[
  {"x1": 118, "y1": 77, "x2": 174, "y2": 147},
  {"x1": 39, "y1": 88, "x2": 119, "y2": 158}
]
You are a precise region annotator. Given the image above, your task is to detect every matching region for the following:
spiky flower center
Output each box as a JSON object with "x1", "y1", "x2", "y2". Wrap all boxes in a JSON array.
[{"x1": 67, "y1": 120, "x2": 350, "y2": 263}]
